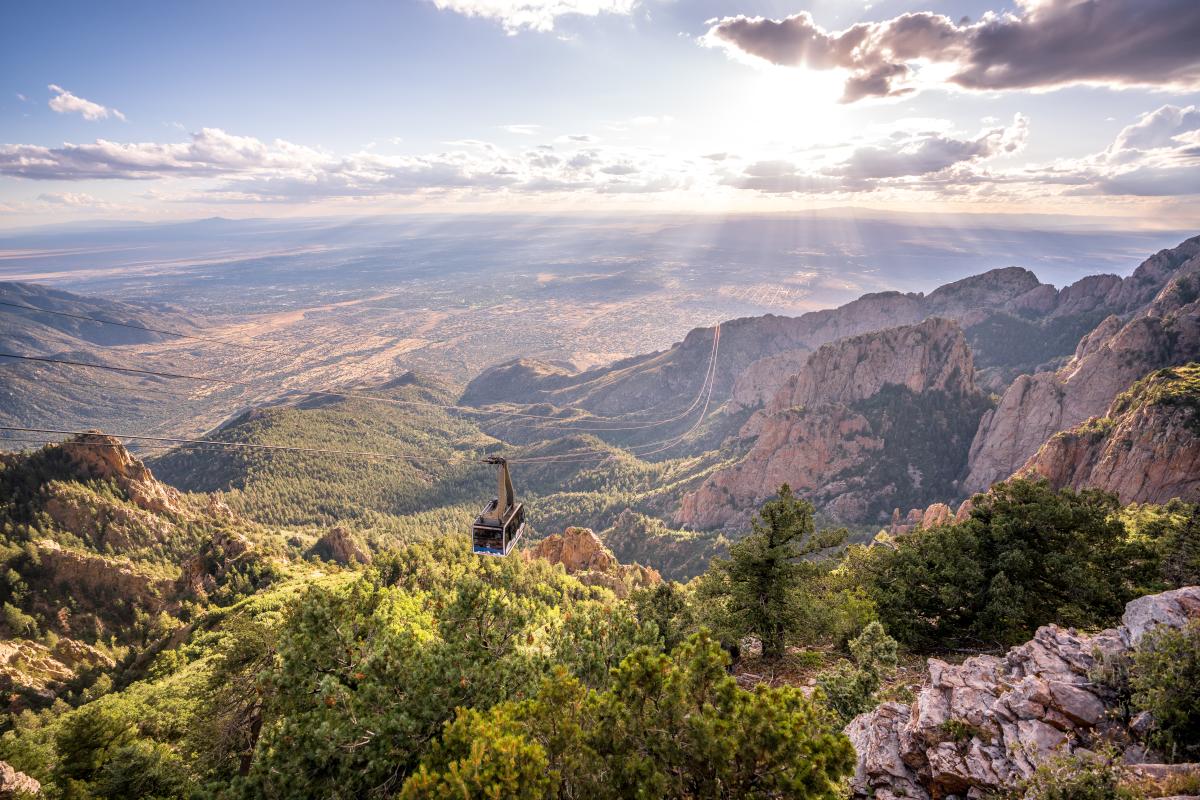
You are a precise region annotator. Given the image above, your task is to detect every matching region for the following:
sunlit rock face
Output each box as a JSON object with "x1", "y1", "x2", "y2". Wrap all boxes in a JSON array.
[
  {"x1": 964, "y1": 237, "x2": 1200, "y2": 494},
  {"x1": 677, "y1": 317, "x2": 984, "y2": 528},
  {"x1": 846, "y1": 587, "x2": 1200, "y2": 799},
  {"x1": 1016, "y1": 364, "x2": 1200, "y2": 505},
  {"x1": 525, "y1": 526, "x2": 660, "y2": 598},
  {"x1": 0, "y1": 760, "x2": 41, "y2": 797}
]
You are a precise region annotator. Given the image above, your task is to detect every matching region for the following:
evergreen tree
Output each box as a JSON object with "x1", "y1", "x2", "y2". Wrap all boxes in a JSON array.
[{"x1": 698, "y1": 485, "x2": 845, "y2": 660}]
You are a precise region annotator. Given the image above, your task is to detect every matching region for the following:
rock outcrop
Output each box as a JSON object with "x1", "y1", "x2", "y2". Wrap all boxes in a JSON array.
[
  {"x1": 34, "y1": 540, "x2": 174, "y2": 612},
  {"x1": 0, "y1": 636, "x2": 115, "y2": 706},
  {"x1": 0, "y1": 760, "x2": 40, "y2": 797},
  {"x1": 847, "y1": 587, "x2": 1200, "y2": 799},
  {"x1": 964, "y1": 240, "x2": 1200, "y2": 493},
  {"x1": 526, "y1": 527, "x2": 661, "y2": 598},
  {"x1": 60, "y1": 432, "x2": 185, "y2": 516},
  {"x1": 464, "y1": 239, "x2": 1200, "y2": 449},
  {"x1": 307, "y1": 526, "x2": 372, "y2": 566},
  {"x1": 677, "y1": 318, "x2": 986, "y2": 527},
  {"x1": 1016, "y1": 364, "x2": 1200, "y2": 504},
  {"x1": 178, "y1": 528, "x2": 257, "y2": 598}
]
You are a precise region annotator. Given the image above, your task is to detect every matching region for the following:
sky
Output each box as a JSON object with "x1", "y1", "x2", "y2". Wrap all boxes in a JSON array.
[{"x1": 1, "y1": 0, "x2": 1198, "y2": 229}]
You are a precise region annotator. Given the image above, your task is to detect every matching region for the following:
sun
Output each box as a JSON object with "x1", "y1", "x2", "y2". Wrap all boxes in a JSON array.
[{"x1": 718, "y1": 65, "x2": 850, "y2": 158}]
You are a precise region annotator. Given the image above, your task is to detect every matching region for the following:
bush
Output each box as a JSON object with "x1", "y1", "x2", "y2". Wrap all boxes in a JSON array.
[
  {"x1": 3, "y1": 602, "x2": 38, "y2": 637},
  {"x1": 815, "y1": 621, "x2": 897, "y2": 724},
  {"x1": 1130, "y1": 620, "x2": 1200, "y2": 762},
  {"x1": 863, "y1": 480, "x2": 1159, "y2": 650},
  {"x1": 1003, "y1": 748, "x2": 1140, "y2": 800},
  {"x1": 401, "y1": 632, "x2": 855, "y2": 800}
]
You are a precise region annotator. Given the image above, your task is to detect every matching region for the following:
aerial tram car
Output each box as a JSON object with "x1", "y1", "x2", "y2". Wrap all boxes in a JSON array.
[{"x1": 472, "y1": 456, "x2": 526, "y2": 556}]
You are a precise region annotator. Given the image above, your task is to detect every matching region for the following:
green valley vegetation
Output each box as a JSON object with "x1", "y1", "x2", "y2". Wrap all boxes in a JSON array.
[{"x1": 2, "y1": 420, "x2": 1199, "y2": 799}]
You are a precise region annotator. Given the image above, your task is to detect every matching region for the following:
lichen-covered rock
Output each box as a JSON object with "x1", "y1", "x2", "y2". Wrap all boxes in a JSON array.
[{"x1": 847, "y1": 587, "x2": 1200, "y2": 798}]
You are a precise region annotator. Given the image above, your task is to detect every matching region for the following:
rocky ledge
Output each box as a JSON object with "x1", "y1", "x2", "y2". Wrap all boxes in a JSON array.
[{"x1": 847, "y1": 587, "x2": 1200, "y2": 799}]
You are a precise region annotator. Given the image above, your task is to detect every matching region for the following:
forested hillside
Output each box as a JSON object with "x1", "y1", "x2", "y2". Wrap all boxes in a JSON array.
[{"x1": 1, "y1": 431, "x2": 1198, "y2": 798}]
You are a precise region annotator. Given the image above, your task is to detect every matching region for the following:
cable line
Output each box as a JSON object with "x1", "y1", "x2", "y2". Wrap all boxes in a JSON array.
[
  {"x1": 509, "y1": 323, "x2": 722, "y2": 464},
  {"x1": 0, "y1": 299, "x2": 289, "y2": 355}
]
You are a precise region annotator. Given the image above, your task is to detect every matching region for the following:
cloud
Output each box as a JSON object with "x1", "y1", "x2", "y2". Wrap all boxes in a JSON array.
[
  {"x1": 47, "y1": 84, "x2": 126, "y2": 121},
  {"x1": 4, "y1": 107, "x2": 1193, "y2": 207},
  {"x1": 704, "y1": 0, "x2": 1200, "y2": 102},
  {"x1": 429, "y1": 0, "x2": 636, "y2": 33},
  {"x1": 0, "y1": 128, "x2": 322, "y2": 180},
  {"x1": 1110, "y1": 104, "x2": 1200, "y2": 154},
  {"x1": 720, "y1": 115, "x2": 1027, "y2": 194},
  {"x1": 831, "y1": 115, "x2": 1028, "y2": 180},
  {"x1": 0, "y1": 126, "x2": 692, "y2": 201},
  {"x1": 501, "y1": 123, "x2": 541, "y2": 135},
  {"x1": 1078, "y1": 104, "x2": 1200, "y2": 195},
  {"x1": 37, "y1": 191, "x2": 100, "y2": 206}
]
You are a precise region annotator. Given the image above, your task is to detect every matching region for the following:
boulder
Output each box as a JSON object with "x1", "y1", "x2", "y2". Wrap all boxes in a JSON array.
[
  {"x1": 847, "y1": 587, "x2": 1200, "y2": 798},
  {"x1": 0, "y1": 761, "x2": 39, "y2": 797},
  {"x1": 307, "y1": 526, "x2": 371, "y2": 566}
]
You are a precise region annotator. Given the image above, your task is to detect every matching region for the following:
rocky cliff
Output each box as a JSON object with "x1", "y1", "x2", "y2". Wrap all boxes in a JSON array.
[
  {"x1": 1016, "y1": 364, "x2": 1200, "y2": 505},
  {"x1": 525, "y1": 526, "x2": 661, "y2": 598},
  {"x1": 847, "y1": 587, "x2": 1200, "y2": 799},
  {"x1": 676, "y1": 318, "x2": 988, "y2": 527},
  {"x1": 463, "y1": 267, "x2": 1095, "y2": 441},
  {"x1": 964, "y1": 244, "x2": 1200, "y2": 494},
  {"x1": 463, "y1": 239, "x2": 1200, "y2": 455},
  {"x1": 2, "y1": 435, "x2": 269, "y2": 640}
]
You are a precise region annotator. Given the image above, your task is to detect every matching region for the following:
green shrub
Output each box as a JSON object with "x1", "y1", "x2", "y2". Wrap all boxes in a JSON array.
[
  {"x1": 1130, "y1": 620, "x2": 1200, "y2": 762},
  {"x1": 401, "y1": 632, "x2": 855, "y2": 800},
  {"x1": 863, "y1": 480, "x2": 1160, "y2": 650},
  {"x1": 3, "y1": 602, "x2": 38, "y2": 637},
  {"x1": 1002, "y1": 748, "x2": 1141, "y2": 800},
  {"x1": 815, "y1": 621, "x2": 897, "y2": 724}
]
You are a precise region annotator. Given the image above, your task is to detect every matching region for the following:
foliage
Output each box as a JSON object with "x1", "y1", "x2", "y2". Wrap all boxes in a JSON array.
[
  {"x1": 862, "y1": 480, "x2": 1161, "y2": 649},
  {"x1": 964, "y1": 310, "x2": 1112, "y2": 373},
  {"x1": 815, "y1": 621, "x2": 898, "y2": 724},
  {"x1": 997, "y1": 748, "x2": 1141, "y2": 800},
  {"x1": 1129, "y1": 619, "x2": 1200, "y2": 763},
  {"x1": 401, "y1": 632, "x2": 855, "y2": 800},
  {"x1": 848, "y1": 385, "x2": 992, "y2": 518},
  {"x1": 1123, "y1": 500, "x2": 1200, "y2": 588},
  {"x1": 630, "y1": 581, "x2": 696, "y2": 651},
  {"x1": 697, "y1": 485, "x2": 846, "y2": 660}
]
